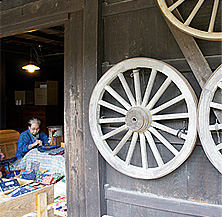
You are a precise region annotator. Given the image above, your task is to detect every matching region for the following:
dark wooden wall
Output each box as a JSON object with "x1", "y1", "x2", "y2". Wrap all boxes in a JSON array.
[
  {"x1": 1, "y1": 0, "x2": 222, "y2": 216},
  {"x1": 101, "y1": 0, "x2": 222, "y2": 216}
]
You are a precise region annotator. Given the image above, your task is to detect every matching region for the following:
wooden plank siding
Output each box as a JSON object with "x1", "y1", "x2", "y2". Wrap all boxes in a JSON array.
[{"x1": 101, "y1": 0, "x2": 222, "y2": 216}]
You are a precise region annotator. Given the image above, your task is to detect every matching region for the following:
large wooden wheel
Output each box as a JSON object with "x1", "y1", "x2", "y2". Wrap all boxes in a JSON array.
[
  {"x1": 156, "y1": 0, "x2": 222, "y2": 41},
  {"x1": 198, "y1": 64, "x2": 222, "y2": 174},
  {"x1": 89, "y1": 57, "x2": 197, "y2": 179}
]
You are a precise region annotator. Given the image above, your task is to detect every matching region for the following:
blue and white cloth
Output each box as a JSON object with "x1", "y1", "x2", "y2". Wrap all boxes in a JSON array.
[{"x1": 10, "y1": 148, "x2": 65, "y2": 175}]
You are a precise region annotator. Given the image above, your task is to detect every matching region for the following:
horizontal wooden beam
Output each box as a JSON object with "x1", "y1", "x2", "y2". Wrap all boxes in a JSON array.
[
  {"x1": 2, "y1": 36, "x2": 63, "y2": 51},
  {"x1": 0, "y1": 0, "x2": 83, "y2": 37},
  {"x1": 102, "y1": 0, "x2": 156, "y2": 17},
  {"x1": 105, "y1": 185, "x2": 222, "y2": 216},
  {"x1": 25, "y1": 31, "x2": 64, "y2": 43},
  {"x1": 0, "y1": 13, "x2": 68, "y2": 38},
  {"x1": 102, "y1": 55, "x2": 222, "y2": 73}
]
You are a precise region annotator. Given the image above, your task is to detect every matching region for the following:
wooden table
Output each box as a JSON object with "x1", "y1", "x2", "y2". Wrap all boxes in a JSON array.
[{"x1": 0, "y1": 184, "x2": 54, "y2": 217}]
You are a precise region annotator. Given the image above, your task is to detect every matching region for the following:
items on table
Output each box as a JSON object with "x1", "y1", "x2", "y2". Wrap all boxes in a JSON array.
[
  {"x1": 31, "y1": 161, "x2": 40, "y2": 173},
  {"x1": 21, "y1": 169, "x2": 36, "y2": 180},
  {"x1": 0, "y1": 178, "x2": 20, "y2": 192},
  {"x1": 7, "y1": 186, "x2": 31, "y2": 197}
]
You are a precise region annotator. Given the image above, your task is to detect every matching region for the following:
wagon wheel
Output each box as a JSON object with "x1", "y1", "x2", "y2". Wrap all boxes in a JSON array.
[
  {"x1": 89, "y1": 57, "x2": 197, "y2": 179},
  {"x1": 156, "y1": 0, "x2": 222, "y2": 41},
  {"x1": 198, "y1": 64, "x2": 222, "y2": 173}
]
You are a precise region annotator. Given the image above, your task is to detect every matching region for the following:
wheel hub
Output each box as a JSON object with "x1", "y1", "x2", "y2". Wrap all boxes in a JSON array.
[{"x1": 125, "y1": 106, "x2": 152, "y2": 132}]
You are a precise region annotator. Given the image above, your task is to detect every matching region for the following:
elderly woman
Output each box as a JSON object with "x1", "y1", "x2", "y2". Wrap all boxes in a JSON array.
[{"x1": 16, "y1": 118, "x2": 49, "y2": 159}]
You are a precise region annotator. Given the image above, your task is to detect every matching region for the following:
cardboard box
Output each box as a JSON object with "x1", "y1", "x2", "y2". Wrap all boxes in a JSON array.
[
  {"x1": 35, "y1": 81, "x2": 58, "y2": 105},
  {"x1": 15, "y1": 91, "x2": 34, "y2": 105}
]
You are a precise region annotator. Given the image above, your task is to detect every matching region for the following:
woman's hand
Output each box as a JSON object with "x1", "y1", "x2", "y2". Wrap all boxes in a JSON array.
[{"x1": 32, "y1": 140, "x2": 42, "y2": 147}]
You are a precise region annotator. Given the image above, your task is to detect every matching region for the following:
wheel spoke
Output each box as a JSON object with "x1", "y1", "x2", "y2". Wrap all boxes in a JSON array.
[
  {"x1": 150, "y1": 94, "x2": 184, "y2": 115},
  {"x1": 209, "y1": 123, "x2": 222, "y2": 131},
  {"x1": 99, "y1": 100, "x2": 127, "y2": 115},
  {"x1": 99, "y1": 117, "x2": 126, "y2": 124},
  {"x1": 216, "y1": 143, "x2": 222, "y2": 151},
  {"x1": 169, "y1": 0, "x2": 185, "y2": 12},
  {"x1": 113, "y1": 130, "x2": 133, "y2": 156},
  {"x1": 208, "y1": 0, "x2": 219, "y2": 32},
  {"x1": 133, "y1": 70, "x2": 142, "y2": 105},
  {"x1": 118, "y1": 73, "x2": 136, "y2": 106},
  {"x1": 105, "y1": 85, "x2": 131, "y2": 110},
  {"x1": 101, "y1": 124, "x2": 128, "y2": 140},
  {"x1": 144, "y1": 131, "x2": 164, "y2": 167},
  {"x1": 184, "y1": 0, "x2": 205, "y2": 26},
  {"x1": 218, "y1": 82, "x2": 222, "y2": 90},
  {"x1": 152, "y1": 113, "x2": 189, "y2": 121},
  {"x1": 146, "y1": 77, "x2": 172, "y2": 110},
  {"x1": 139, "y1": 133, "x2": 148, "y2": 169},
  {"x1": 210, "y1": 102, "x2": 222, "y2": 111},
  {"x1": 151, "y1": 121, "x2": 187, "y2": 140},
  {"x1": 149, "y1": 127, "x2": 179, "y2": 156},
  {"x1": 125, "y1": 132, "x2": 139, "y2": 165},
  {"x1": 142, "y1": 68, "x2": 157, "y2": 107}
]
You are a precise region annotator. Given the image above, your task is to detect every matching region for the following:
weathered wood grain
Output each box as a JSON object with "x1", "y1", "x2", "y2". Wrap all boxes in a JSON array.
[
  {"x1": 37, "y1": 193, "x2": 47, "y2": 217},
  {"x1": 83, "y1": 0, "x2": 103, "y2": 216},
  {"x1": 0, "y1": 0, "x2": 84, "y2": 37},
  {"x1": 105, "y1": 183, "x2": 222, "y2": 216},
  {"x1": 64, "y1": 11, "x2": 85, "y2": 217},
  {"x1": 0, "y1": 185, "x2": 54, "y2": 217},
  {"x1": 102, "y1": 0, "x2": 156, "y2": 17}
]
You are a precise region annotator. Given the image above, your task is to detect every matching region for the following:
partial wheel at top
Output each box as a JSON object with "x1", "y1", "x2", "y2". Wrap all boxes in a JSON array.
[
  {"x1": 156, "y1": 0, "x2": 222, "y2": 41},
  {"x1": 89, "y1": 57, "x2": 197, "y2": 179}
]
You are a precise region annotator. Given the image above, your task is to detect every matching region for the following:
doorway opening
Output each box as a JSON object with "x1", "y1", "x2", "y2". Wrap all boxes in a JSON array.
[{"x1": 0, "y1": 25, "x2": 67, "y2": 216}]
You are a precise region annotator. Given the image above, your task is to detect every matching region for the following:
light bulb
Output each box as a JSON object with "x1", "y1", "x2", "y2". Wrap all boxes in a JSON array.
[{"x1": 22, "y1": 64, "x2": 40, "y2": 73}]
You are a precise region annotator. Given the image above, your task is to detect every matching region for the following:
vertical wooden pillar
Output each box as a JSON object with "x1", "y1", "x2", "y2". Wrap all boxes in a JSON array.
[
  {"x1": 83, "y1": 0, "x2": 103, "y2": 216},
  {"x1": 65, "y1": 2, "x2": 103, "y2": 216},
  {"x1": 64, "y1": 11, "x2": 85, "y2": 217}
]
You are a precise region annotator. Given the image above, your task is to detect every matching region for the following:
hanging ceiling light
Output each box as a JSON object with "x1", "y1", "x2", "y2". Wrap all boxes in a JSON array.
[
  {"x1": 22, "y1": 64, "x2": 40, "y2": 73},
  {"x1": 22, "y1": 46, "x2": 41, "y2": 73}
]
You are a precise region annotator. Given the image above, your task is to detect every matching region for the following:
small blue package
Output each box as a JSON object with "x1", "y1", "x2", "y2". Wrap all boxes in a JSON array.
[{"x1": 7, "y1": 187, "x2": 31, "y2": 197}]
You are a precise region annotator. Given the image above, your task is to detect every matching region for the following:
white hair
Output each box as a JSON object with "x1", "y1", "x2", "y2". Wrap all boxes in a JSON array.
[{"x1": 28, "y1": 118, "x2": 41, "y2": 126}]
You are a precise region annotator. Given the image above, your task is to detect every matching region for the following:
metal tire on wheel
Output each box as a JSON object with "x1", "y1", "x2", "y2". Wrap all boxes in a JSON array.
[
  {"x1": 89, "y1": 57, "x2": 197, "y2": 179},
  {"x1": 198, "y1": 64, "x2": 222, "y2": 174}
]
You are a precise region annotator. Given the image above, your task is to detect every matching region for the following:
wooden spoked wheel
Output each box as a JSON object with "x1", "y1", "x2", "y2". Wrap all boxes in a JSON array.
[
  {"x1": 156, "y1": 0, "x2": 222, "y2": 41},
  {"x1": 198, "y1": 64, "x2": 222, "y2": 174},
  {"x1": 89, "y1": 58, "x2": 197, "y2": 179}
]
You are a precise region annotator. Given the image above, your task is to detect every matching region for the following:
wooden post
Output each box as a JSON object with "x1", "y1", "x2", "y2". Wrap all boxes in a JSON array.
[
  {"x1": 65, "y1": 3, "x2": 103, "y2": 215},
  {"x1": 37, "y1": 193, "x2": 48, "y2": 217},
  {"x1": 64, "y1": 11, "x2": 85, "y2": 217},
  {"x1": 83, "y1": 0, "x2": 104, "y2": 216}
]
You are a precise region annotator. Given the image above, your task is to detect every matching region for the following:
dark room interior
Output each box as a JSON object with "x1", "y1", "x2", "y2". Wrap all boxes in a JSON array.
[{"x1": 1, "y1": 25, "x2": 64, "y2": 135}]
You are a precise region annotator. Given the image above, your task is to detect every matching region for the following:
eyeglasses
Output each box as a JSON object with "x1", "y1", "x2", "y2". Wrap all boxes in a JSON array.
[{"x1": 30, "y1": 128, "x2": 39, "y2": 131}]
